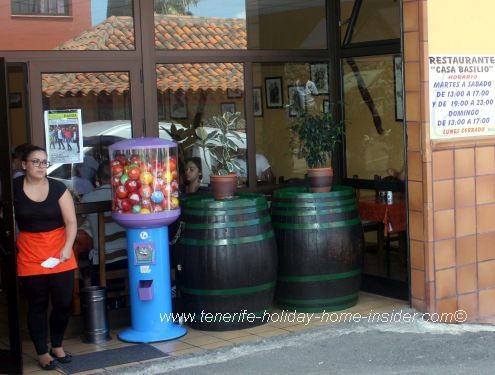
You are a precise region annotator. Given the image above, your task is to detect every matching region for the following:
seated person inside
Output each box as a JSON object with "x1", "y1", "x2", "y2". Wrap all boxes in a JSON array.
[
  {"x1": 183, "y1": 157, "x2": 208, "y2": 194},
  {"x1": 236, "y1": 153, "x2": 275, "y2": 183},
  {"x1": 79, "y1": 162, "x2": 127, "y2": 283}
]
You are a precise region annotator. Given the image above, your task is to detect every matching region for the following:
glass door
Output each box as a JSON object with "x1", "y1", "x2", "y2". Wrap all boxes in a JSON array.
[
  {"x1": 0, "y1": 57, "x2": 23, "y2": 374},
  {"x1": 339, "y1": 0, "x2": 407, "y2": 300}
]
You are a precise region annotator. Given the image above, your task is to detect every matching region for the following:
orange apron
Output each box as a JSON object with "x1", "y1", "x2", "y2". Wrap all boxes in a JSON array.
[{"x1": 17, "y1": 226, "x2": 77, "y2": 276}]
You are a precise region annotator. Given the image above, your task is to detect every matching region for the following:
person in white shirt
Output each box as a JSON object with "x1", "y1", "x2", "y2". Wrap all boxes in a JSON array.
[{"x1": 236, "y1": 153, "x2": 275, "y2": 183}]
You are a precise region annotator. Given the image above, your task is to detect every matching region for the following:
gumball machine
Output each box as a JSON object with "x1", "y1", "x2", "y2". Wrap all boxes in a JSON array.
[{"x1": 108, "y1": 138, "x2": 186, "y2": 343}]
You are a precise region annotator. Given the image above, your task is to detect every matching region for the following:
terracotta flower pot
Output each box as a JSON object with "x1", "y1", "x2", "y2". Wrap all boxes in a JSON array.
[
  {"x1": 210, "y1": 174, "x2": 238, "y2": 200},
  {"x1": 307, "y1": 167, "x2": 333, "y2": 193}
]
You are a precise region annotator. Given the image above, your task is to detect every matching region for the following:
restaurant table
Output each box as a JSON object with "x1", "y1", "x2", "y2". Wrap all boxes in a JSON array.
[{"x1": 358, "y1": 196, "x2": 407, "y2": 277}]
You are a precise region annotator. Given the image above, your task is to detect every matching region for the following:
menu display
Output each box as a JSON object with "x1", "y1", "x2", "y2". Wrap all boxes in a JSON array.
[{"x1": 429, "y1": 55, "x2": 495, "y2": 139}]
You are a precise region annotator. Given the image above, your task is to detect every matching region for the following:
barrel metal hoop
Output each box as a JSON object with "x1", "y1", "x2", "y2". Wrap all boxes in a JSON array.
[
  {"x1": 183, "y1": 194, "x2": 267, "y2": 209},
  {"x1": 182, "y1": 205, "x2": 267, "y2": 216},
  {"x1": 179, "y1": 230, "x2": 274, "y2": 246},
  {"x1": 273, "y1": 186, "x2": 354, "y2": 199},
  {"x1": 271, "y1": 204, "x2": 356, "y2": 216},
  {"x1": 278, "y1": 300, "x2": 358, "y2": 313},
  {"x1": 271, "y1": 198, "x2": 356, "y2": 208},
  {"x1": 272, "y1": 217, "x2": 361, "y2": 230},
  {"x1": 276, "y1": 293, "x2": 359, "y2": 306},
  {"x1": 181, "y1": 281, "x2": 276, "y2": 296},
  {"x1": 185, "y1": 215, "x2": 271, "y2": 229},
  {"x1": 277, "y1": 268, "x2": 361, "y2": 282}
]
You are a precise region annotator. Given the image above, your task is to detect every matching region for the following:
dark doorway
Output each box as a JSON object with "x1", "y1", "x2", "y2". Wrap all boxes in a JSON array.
[{"x1": 0, "y1": 59, "x2": 26, "y2": 374}]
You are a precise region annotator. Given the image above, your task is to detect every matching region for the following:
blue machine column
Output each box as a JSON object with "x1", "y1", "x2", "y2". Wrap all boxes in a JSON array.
[{"x1": 118, "y1": 226, "x2": 186, "y2": 342}]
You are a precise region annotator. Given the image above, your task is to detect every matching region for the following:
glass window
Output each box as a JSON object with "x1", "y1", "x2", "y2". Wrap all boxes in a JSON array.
[
  {"x1": 1, "y1": 0, "x2": 135, "y2": 50},
  {"x1": 342, "y1": 55, "x2": 404, "y2": 181},
  {"x1": 154, "y1": 0, "x2": 326, "y2": 50},
  {"x1": 340, "y1": 0, "x2": 400, "y2": 44},
  {"x1": 252, "y1": 62, "x2": 331, "y2": 185},
  {"x1": 42, "y1": 71, "x2": 132, "y2": 200},
  {"x1": 11, "y1": 0, "x2": 70, "y2": 16},
  {"x1": 156, "y1": 63, "x2": 246, "y2": 189}
]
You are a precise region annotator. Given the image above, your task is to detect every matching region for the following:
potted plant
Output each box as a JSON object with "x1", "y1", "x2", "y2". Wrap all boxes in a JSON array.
[
  {"x1": 194, "y1": 111, "x2": 245, "y2": 199},
  {"x1": 289, "y1": 103, "x2": 344, "y2": 192}
]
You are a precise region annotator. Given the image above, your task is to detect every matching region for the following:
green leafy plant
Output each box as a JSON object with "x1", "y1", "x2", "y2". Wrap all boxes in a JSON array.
[
  {"x1": 289, "y1": 106, "x2": 344, "y2": 169},
  {"x1": 194, "y1": 112, "x2": 245, "y2": 176}
]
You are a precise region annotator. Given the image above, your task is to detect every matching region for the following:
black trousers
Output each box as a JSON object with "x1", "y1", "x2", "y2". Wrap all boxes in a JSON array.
[{"x1": 19, "y1": 270, "x2": 74, "y2": 355}]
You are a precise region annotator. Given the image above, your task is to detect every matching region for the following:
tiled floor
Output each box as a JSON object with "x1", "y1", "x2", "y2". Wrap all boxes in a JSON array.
[{"x1": 14, "y1": 292, "x2": 408, "y2": 374}]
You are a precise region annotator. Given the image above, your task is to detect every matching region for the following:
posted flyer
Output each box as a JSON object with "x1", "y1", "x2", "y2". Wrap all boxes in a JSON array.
[{"x1": 44, "y1": 109, "x2": 83, "y2": 164}]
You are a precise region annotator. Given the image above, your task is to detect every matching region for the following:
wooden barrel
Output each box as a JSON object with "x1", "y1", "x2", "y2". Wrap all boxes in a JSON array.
[
  {"x1": 177, "y1": 193, "x2": 277, "y2": 331},
  {"x1": 271, "y1": 186, "x2": 364, "y2": 312}
]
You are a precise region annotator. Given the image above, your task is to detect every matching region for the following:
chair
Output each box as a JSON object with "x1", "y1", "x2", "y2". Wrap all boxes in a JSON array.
[
  {"x1": 72, "y1": 228, "x2": 94, "y2": 315},
  {"x1": 96, "y1": 213, "x2": 129, "y2": 308}
]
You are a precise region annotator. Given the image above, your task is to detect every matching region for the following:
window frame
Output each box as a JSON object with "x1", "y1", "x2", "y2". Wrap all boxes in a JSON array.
[{"x1": 11, "y1": 0, "x2": 71, "y2": 17}]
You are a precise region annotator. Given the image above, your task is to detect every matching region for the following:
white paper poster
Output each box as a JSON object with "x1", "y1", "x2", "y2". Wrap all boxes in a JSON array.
[
  {"x1": 429, "y1": 55, "x2": 495, "y2": 139},
  {"x1": 44, "y1": 109, "x2": 83, "y2": 164}
]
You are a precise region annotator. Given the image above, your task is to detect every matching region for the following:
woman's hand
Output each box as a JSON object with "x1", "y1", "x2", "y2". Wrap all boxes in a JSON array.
[{"x1": 59, "y1": 247, "x2": 72, "y2": 262}]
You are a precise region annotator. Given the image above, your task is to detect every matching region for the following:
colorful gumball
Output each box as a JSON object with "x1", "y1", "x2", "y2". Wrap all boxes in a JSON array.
[
  {"x1": 141, "y1": 198, "x2": 152, "y2": 210},
  {"x1": 170, "y1": 180, "x2": 179, "y2": 191},
  {"x1": 112, "y1": 164, "x2": 124, "y2": 178},
  {"x1": 125, "y1": 179, "x2": 139, "y2": 193},
  {"x1": 129, "y1": 192, "x2": 140, "y2": 205},
  {"x1": 140, "y1": 208, "x2": 151, "y2": 214},
  {"x1": 138, "y1": 184, "x2": 153, "y2": 198},
  {"x1": 130, "y1": 154, "x2": 141, "y2": 164},
  {"x1": 154, "y1": 177, "x2": 164, "y2": 190},
  {"x1": 170, "y1": 196, "x2": 179, "y2": 209},
  {"x1": 127, "y1": 165, "x2": 140, "y2": 180},
  {"x1": 151, "y1": 190, "x2": 164, "y2": 204},
  {"x1": 120, "y1": 174, "x2": 130, "y2": 185},
  {"x1": 112, "y1": 176, "x2": 121, "y2": 187},
  {"x1": 168, "y1": 156, "x2": 177, "y2": 172},
  {"x1": 121, "y1": 198, "x2": 132, "y2": 212},
  {"x1": 131, "y1": 204, "x2": 141, "y2": 214},
  {"x1": 140, "y1": 171, "x2": 154, "y2": 185},
  {"x1": 152, "y1": 204, "x2": 163, "y2": 213},
  {"x1": 116, "y1": 185, "x2": 128, "y2": 199}
]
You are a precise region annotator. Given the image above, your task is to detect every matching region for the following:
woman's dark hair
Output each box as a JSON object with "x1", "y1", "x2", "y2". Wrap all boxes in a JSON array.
[
  {"x1": 21, "y1": 144, "x2": 46, "y2": 162},
  {"x1": 185, "y1": 157, "x2": 202, "y2": 179}
]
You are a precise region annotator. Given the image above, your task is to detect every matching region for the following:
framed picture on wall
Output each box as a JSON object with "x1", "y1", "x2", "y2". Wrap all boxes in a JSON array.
[
  {"x1": 310, "y1": 63, "x2": 329, "y2": 95},
  {"x1": 227, "y1": 88, "x2": 243, "y2": 98},
  {"x1": 394, "y1": 55, "x2": 404, "y2": 121},
  {"x1": 221, "y1": 102, "x2": 236, "y2": 115},
  {"x1": 169, "y1": 90, "x2": 187, "y2": 119},
  {"x1": 265, "y1": 77, "x2": 283, "y2": 108},
  {"x1": 253, "y1": 87, "x2": 263, "y2": 117},
  {"x1": 287, "y1": 85, "x2": 306, "y2": 117}
]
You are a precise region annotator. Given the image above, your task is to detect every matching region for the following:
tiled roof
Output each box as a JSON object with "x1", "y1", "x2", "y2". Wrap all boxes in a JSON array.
[{"x1": 44, "y1": 15, "x2": 246, "y2": 97}]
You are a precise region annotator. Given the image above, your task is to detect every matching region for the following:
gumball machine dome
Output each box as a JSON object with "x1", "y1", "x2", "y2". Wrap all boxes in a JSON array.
[{"x1": 109, "y1": 138, "x2": 180, "y2": 228}]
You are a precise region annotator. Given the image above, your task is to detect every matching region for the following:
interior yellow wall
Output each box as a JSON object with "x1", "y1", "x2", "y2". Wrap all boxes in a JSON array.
[{"x1": 428, "y1": 0, "x2": 495, "y2": 54}]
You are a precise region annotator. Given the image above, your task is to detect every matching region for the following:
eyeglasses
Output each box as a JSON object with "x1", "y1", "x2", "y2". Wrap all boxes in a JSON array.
[{"x1": 29, "y1": 159, "x2": 51, "y2": 168}]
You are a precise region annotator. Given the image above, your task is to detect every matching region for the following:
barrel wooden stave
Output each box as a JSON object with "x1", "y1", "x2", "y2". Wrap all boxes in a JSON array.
[
  {"x1": 178, "y1": 194, "x2": 277, "y2": 330},
  {"x1": 271, "y1": 186, "x2": 364, "y2": 312}
]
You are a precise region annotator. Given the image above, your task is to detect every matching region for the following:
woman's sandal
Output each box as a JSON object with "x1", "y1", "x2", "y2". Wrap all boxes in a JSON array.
[
  {"x1": 49, "y1": 349, "x2": 73, "y2": 364},
  {"x1": 39, "y1": 360, "x2": 57, "y2": 371}
]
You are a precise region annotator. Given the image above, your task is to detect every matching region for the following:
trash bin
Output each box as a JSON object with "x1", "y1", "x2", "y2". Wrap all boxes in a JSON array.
[{"x1": 81, "y1": 286, "x2": 111, "y2": 343}]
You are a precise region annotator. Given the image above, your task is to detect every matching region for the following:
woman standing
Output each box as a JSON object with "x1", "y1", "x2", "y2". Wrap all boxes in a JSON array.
[{"x1": 14, "y1": 144, "x2": 77, "y2": 370}]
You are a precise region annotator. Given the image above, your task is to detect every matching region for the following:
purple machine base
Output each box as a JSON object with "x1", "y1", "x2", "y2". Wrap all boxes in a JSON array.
[{"x1": 112, "y1": 209, "x2": 181, "y2": 229}]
